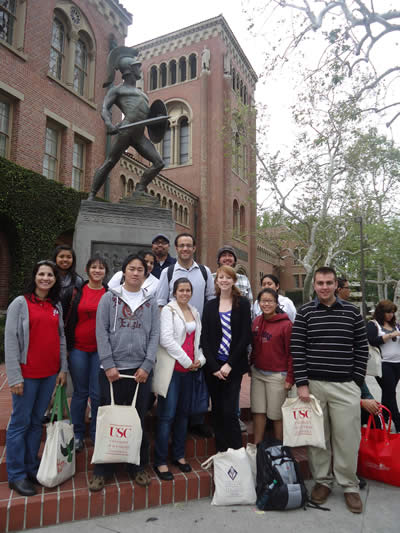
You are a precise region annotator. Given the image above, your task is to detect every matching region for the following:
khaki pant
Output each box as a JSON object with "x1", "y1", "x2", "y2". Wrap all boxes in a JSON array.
[{"x1": 308, "y1": 380, "x2": 361, "y2": 493}]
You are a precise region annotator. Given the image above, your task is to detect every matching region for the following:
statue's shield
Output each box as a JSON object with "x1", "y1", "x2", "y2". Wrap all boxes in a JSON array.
[{"x1": 147, "y1": 100, "x2": 168, "y2": 143}]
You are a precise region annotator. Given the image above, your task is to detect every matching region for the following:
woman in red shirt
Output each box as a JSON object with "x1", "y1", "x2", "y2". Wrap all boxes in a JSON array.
[
  {"x1": 5, "y1": 260, "x2": 67, "y2": 496},
  {"x1": 65, "y1": 256, "x2": 108, "y2": 452},
  {"x1": 251, "y1": 288, "x2": 294, "y2": 443}
]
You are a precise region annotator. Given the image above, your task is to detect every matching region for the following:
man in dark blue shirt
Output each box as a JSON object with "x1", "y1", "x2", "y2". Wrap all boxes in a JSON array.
[{"x1": 151, "y1": 234, "x2": 176, "y2": 279}]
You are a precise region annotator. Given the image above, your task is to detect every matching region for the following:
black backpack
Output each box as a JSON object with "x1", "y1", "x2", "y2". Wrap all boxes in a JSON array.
[{"x1": 256, "y1": 438, "x2": 308, "y2": 511}]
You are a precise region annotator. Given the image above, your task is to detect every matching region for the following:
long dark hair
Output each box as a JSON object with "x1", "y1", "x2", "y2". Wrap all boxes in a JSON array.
[
  {"x1": 373, "y1": 300, "x2": 397, "y2": 328},
  {"x1": 215, "y1": 265, "x2": 241, "y2": 308},
  {"x1": 25, "y1": 260, "x2": 61, "y2": 306},
  {"x1": 52, "y1": 244, "x2": 78, "y2": 280}
]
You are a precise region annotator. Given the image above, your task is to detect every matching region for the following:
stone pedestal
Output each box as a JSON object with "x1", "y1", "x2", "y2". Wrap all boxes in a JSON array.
[{"x1": 73, "y1": 200, "x2": 176, "y2": 277}]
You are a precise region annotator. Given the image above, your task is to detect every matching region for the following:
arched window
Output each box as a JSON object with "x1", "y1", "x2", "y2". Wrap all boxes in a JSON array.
[
  {"x1": 179, "y1": 205, "x2": 183, "y2": 223},
  {"x1": 233, "y1": 200, "x2": 239, "y2": 236},
  {"x1": 73, "y1": 39, "x2": 88, "y2": 96},
  {"x1": 174, "y1": 202, "x2": 178, "y2": 220},
  {"x1": 189, "y1": 54, "x2": 197, "y2": 79},
  {"x1": 243, "y1": 86, "x2": 248, "y2": 105},
  {"x1": 179, "y1": 57, "x2": 187, "y2": 82},
  {"x1": 49, "y1": 17, "x2": 65, "y2": 80},
  {"x1": 233, "y1": 132, "x2": 240, "y2": 174},
  {"x1": 169, "y1": 60, "x2": 177, "y2": 85},
  {"x1": 162, "y1": 196, "x2": 167, "y2": 208},
  {"x1": 240, "y1": 80, "x2": 243, "y2": 99},
  {"x1": 240, "y1": 205, "x2": 246, "y2": 235},
  {"x1": 149, "y1": 65, "x2": 158, "y2": 90},
  {"x1": 156, "y1": 192, "x2": 161, "y2": 202},
  {"x1": 179, "y1": 117, "x2": 189, "y2": 165},
  {"x1": 184, "y1": 207, "x2": 189, "y2": 225},
  {"x1": 232, "y1": 69, "x2": 236, "y2": 90},
  {"x1": 162, "y1": 123, "x2": 171, "y2": 167},
  {"x1": 168, "y1": 199, "x2": 173, "y2": 211},
  {"x1": 120, "y1": 175, "x2": 126, "y2": 197},
  {"x1": 160, "y1": 63, "x2": 167, "y2": 87},
  {"x1": 127, "y1": 179, "x2": 134, "y2": 194},
  {"x1": 150, "y1": 189, "x2": 155, "y2": 196}
]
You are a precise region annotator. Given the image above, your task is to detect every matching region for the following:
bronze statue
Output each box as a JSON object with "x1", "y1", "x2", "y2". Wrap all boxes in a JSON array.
[{"x1": 88, "y1": 47, "x2": 167, "y2": 200}]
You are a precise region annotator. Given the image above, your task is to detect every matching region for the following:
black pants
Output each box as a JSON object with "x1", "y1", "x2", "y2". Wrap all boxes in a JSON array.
[
  {"x1": 94, "y1": 368, "x2": 152, "y2": 477},
  {"x1": 376, "y1": 362, "x2": 400, "y2": 432},
  {"x1": 205, "y1": 372, "x2": 242, "y2": 452}
]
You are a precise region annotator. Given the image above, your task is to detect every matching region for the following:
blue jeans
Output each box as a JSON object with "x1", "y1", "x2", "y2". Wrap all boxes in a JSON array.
[
  {"x1": 154, "y1": 370, "x2": 194, "y2": 466},
  {"x1": 68, "y1": 348, "x2": 100, "y2": 441},
  {"x1": 6, "y1": 374, "x2": 57, "y2": 482}
]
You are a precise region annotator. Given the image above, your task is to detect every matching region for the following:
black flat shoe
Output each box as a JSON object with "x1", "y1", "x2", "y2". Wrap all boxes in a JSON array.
[
  {"x1": 9, "y1": 479, "x2": 37, "y2": 496},
  {"x1": 154, "y1": 466, "x2": 174, "y2": 481},
  {"x1": 172, "y1": 460, "x2": 192, "y2": 473}
]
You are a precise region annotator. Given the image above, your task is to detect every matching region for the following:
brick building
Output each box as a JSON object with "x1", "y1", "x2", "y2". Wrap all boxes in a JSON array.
[{"x1": 1, "y1": 3, "x2": 304, "y2": 306}]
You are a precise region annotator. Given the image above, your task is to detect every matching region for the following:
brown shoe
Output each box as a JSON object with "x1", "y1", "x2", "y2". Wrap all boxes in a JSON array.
[
  {"x1": 344, "y1": 492, "x2": 363, "y2": 514},
  {"x1": 310, "y1": 483, "x2": 331, "y2": 504}
]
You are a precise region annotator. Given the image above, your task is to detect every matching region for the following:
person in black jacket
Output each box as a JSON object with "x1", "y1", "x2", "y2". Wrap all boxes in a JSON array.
[
  {"x1": 201, "y1": 265, "x2": 252, "y2": 452},
  {"x1": 52, "y1": 244, "x2": 84, "y2": 319},
  {"x1": 65, "y1": 256, "x2": 108, "y2": 451}
]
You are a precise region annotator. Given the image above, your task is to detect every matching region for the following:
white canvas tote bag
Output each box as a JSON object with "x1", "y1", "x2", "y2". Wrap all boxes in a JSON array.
[
  {"x1": 91, "y1": 375, "x2": 142, "y2": 465},
  {"x1": 282, "y1": 394, "x2": 326, "y2": 449},
  {"x1": 201, "y1": 447, "x2": 256, "y2": 505}
]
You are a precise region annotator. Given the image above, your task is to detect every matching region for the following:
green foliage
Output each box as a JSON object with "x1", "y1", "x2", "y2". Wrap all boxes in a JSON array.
[{"x1": 0, "y1": 157, "x2": 87, "y2": 302}]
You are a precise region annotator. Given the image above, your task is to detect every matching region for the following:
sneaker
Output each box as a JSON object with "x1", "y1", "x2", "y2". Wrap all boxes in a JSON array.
[
  {"x1": 344, "y1": 492, "x2": 363, "y2": 514},
  {"x1": 310, "y1": 483, "x2": 331, "y2": 504}
]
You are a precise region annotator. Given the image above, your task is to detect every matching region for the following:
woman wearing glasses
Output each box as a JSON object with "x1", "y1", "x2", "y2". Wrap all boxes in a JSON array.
[
  {"x1": 251, "y1": 288, "x2": 294, "y2": 443},
  {"x1": 4, "y1": 260, "x2": 68, "y2": 496}
]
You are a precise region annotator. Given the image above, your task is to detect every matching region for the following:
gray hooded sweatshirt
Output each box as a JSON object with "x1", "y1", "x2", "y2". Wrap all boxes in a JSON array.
[{"x1": 96, "y1": 285, "x2": 159, "y2": 375}]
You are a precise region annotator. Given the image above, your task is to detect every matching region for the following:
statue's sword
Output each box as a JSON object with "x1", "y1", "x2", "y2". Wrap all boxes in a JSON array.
[{"x1": 108, "y1": 115, "x2": 169, "y2": 135}]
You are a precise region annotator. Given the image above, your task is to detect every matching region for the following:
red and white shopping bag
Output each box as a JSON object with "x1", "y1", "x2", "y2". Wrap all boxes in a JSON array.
[
  {"x1": 91, "y1": 375, "x2": 142, "y2": 464},
  {"x1": 281, "y1": 394, "x2": 326, "y2": 449}
]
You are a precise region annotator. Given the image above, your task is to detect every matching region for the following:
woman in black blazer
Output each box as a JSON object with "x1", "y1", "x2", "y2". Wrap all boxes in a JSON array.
[{"x1": 201, "y1": 265, "x2": 252, "y2": 452}]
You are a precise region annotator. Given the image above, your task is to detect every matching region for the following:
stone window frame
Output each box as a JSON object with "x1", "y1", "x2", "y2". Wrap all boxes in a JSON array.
[
  {"x1": 158, "y1": 99, "x2": 193, "y2": 168},
  {"x1": 0, "y1": 92, "x2": 12, "y2": 159},
  {"x1": 43, "y1": 119, "x2": 64, "y2": 181},
  {"x1": 0, "y1": 0, "x2": 27, "y2": 58},
  {"x1": 48, "y1": 4, "x2": 96, "y2": 103},
  {"x1": 72, "y1": 135, "x2": 86, "y2": 190}
]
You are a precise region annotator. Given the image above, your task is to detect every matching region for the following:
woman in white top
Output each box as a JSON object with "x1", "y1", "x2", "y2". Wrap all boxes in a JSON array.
[
  {"x1": 253, "y1": 274, "x2": 296, "y2": 323},
  {"x1": 367, "y1": 299, "x2": 400, "y2": 432},
  {"x1": 153, "y1": 278, "x2": 205, "y2": 481},
  {"x1": 108, "y1": 251, "x2": 159, "y2": 296}
]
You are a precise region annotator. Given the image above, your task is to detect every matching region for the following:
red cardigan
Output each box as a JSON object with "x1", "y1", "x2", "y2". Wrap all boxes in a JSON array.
[{"x1": 251, "y1": 313, "x2": 294, "y2": 384}]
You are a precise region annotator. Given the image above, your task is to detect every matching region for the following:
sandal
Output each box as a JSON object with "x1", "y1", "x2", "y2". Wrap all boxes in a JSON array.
[
  {"x1": 88, "y1": 475, "x2": 105, "y2": 492},
  {"x1": 134, "y1": 470, "x2": 152, "y2": 486}
]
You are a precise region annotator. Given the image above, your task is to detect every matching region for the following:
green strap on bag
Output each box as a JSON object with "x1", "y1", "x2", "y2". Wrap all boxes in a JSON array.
[{"x1": 50, "y1": 385, "x2": 72, "y2": 423}]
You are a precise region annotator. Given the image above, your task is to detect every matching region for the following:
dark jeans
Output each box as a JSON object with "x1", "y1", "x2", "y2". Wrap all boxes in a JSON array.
[
  {"x1": 205, "y1": 372, "x2": 242, "y2": 452},
  {"x1": 154, "y1": 370, "x2": 194, "y2": 466},
  {"x1": 376, "y1": 361, "x2": 400, "y2": 431},
  {"x1": 94, "y1": 368, "x2": 152, "y2": 477},
  {"x1": 6, "y1": 374, "x2": 57, "y2": 482}
]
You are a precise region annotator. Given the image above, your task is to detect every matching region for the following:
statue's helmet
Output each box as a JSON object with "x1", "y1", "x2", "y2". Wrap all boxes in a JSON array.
[{"x1": 103, "y1": 46, "x2": 141, "y2": 88}]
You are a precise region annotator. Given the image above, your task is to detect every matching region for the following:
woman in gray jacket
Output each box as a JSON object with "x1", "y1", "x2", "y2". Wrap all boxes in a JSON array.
[{"x1": 5, "y1": 260, "x2": 68, "y2": 496}]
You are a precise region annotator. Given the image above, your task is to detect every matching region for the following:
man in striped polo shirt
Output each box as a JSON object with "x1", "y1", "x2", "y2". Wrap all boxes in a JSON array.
[{"x1": 291, "y1": 267, "x2": 368, "y2": 514}]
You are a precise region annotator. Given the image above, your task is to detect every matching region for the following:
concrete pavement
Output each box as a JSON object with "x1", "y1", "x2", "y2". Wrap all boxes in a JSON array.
[{"x1": 26, "y1": 478, "x2": 399, "y2": 533}]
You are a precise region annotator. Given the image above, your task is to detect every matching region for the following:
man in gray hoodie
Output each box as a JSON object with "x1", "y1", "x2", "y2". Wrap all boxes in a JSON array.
[{"x1": 89, "y1": 255, "x2": 159, "y2": 491}]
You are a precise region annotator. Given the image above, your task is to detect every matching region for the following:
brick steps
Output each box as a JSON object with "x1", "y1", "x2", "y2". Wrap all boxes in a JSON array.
[{"x1": 0, "y1": 367, "x2": 310, "y2": 532}]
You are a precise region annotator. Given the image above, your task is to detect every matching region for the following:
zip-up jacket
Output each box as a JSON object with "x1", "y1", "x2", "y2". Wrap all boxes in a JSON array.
[
  {"x1": 96, "y1": 285, "x2": 159, "y2": 374},
  {"x1": 251, "y1": 312, "x2": 294, "y2": 384}
]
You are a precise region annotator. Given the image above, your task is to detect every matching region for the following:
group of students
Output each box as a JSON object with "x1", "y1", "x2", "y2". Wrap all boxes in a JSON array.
[{"x1": 4, "y1": 235, "x2": 400, "y2": 509}]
